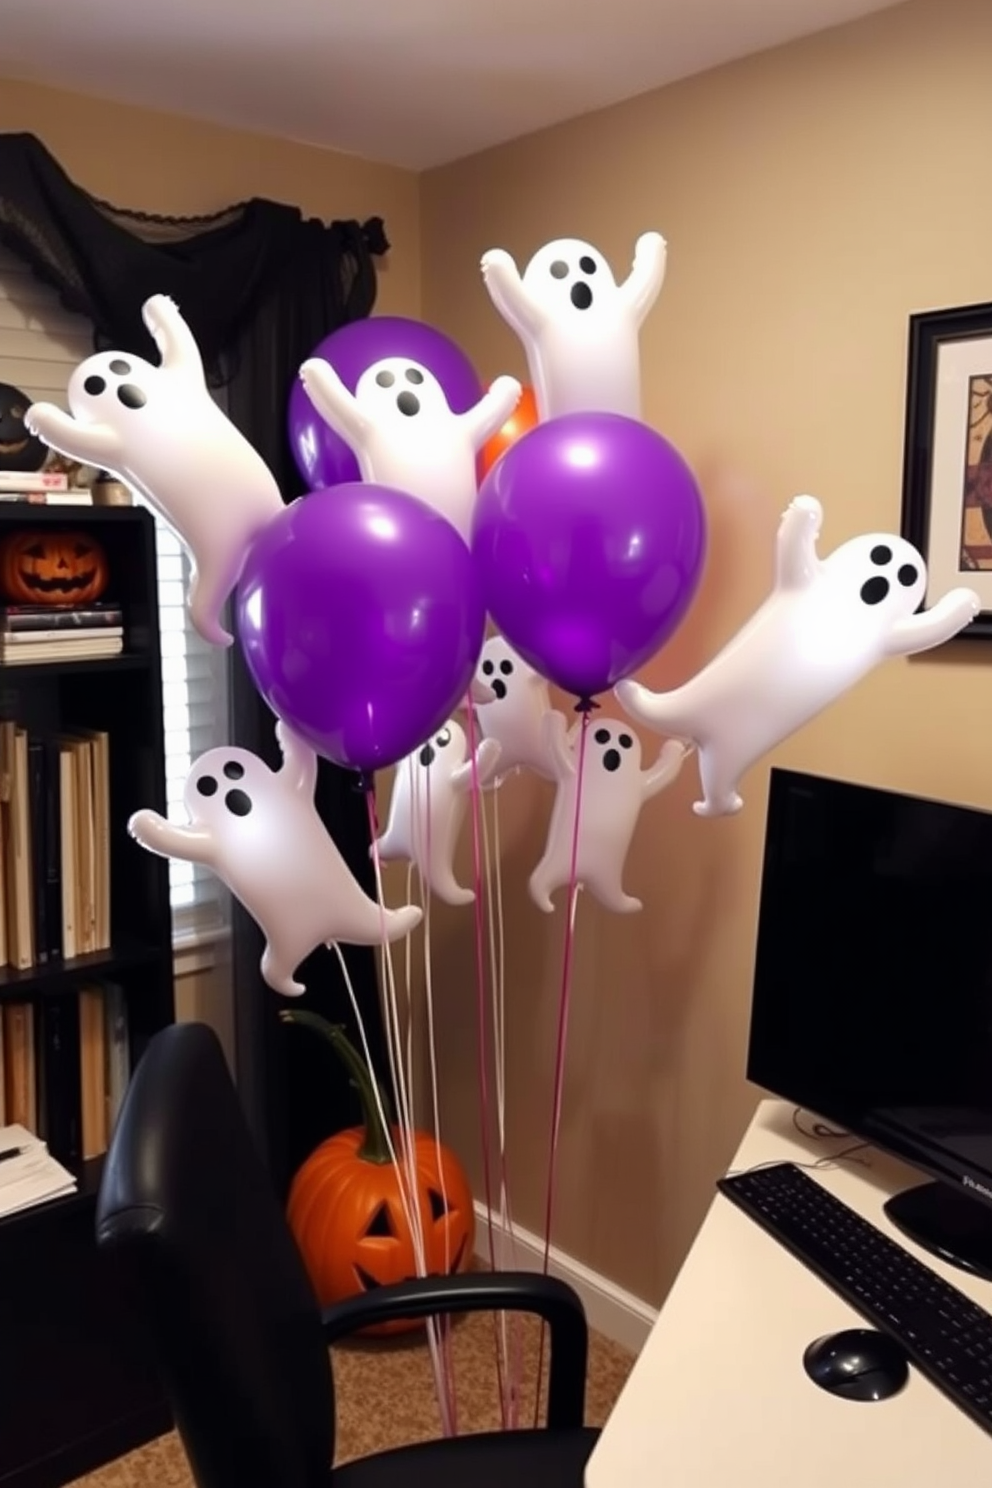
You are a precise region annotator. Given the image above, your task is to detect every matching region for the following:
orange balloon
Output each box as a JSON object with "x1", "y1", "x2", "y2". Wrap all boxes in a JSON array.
[{"x1": 479, "y1": 384, "x2": 538, "y2": 479}]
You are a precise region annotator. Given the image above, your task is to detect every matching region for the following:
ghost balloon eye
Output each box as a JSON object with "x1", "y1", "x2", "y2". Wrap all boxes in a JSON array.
[
  {"x1": 499, "y1": 659, "x2": 513, "y2": 675},
  {"x1": 579, "y1": 256, "x2": 597, "y2": 274},
  {"x1": 595, "y1": 727, "x2": 611, "y2": 744},
  {"x1": 482, "y1": 659, "x2": 495, "y2": 675},
  {"x1": 619, "y1": 733, "x2": 633, "y2": 749},
  {"x1": 550, "y1": 260, "x2": 569, "y2": 279},
  {"x1": 223, "y1": 760, "x2": 245, "y2": 780},
  {"x1": 196, "y1": 775, "x2": 218, "y2": 797},
  {"x1": 375, "y1": 370, "x2": 395, "y2": 388},
  {"x1": 405, "y1": 367, "x2": 424, "y2": 385},
  {"x1": 436, "y1": 728, "x2": 452, "y2": 747},
  {"x1": 83, "y1": 375, "x2": 106, "y2": 396}
]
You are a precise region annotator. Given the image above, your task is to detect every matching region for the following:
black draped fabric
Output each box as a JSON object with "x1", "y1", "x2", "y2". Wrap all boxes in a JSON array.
[{"x1": 0, "y1": 132, "x2": 394, "y2": 1193}]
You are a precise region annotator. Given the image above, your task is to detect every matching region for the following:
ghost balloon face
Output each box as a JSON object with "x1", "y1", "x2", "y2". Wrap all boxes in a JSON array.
[
  {"x1": 354, "y1": 358, "x2": 450, "y2": 423},
  {"x1": 375, "y1": 720, "x2": 501, "y2": 905},
  {"x1": 128, "y1": 723, "x2": 421, "y2": 996},
  {"x1": 299, "y1": 354, "x2": 521, "y2": 544},
  {"x1": 480, "y1": 231, "x2": 667, "y2": 421},
  {"x1": 473, "y1": 635, "x2": 555, "y2": 783},
  {"x1": 529, "y1": 713, "x2": 687, "y2": 915},
  {"x1": 521, "y1": 241, "x2": 620, "y2": 318},
  {"x1": 615, "y1": 494, "x2": 980, "y2": 818},
  {"x1": 25, "y1": 295, "x2": 284, "y2": 647}
]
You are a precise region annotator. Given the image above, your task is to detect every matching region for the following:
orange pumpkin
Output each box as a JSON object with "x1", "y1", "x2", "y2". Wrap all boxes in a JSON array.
[
  {"x1": 0, "y1": 529, "x2": 109, "y2": 606},
  {"x1": 282, "y1": 1013, "x2": 475, "y2": 1335}
]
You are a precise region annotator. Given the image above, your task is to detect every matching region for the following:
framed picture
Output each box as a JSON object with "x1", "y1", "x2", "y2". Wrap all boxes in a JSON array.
[{"x1": 901, "y1": 299, "x2": 992, "y2": 639}]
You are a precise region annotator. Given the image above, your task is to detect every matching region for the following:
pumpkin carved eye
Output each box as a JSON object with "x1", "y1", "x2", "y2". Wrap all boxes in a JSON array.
[
  {"x1": 365, "y1": 1203, "x2": 395, "y2": 1239},
  {"x1": 428, "y1": 1188, "x2": 448, "y2": 1221}
]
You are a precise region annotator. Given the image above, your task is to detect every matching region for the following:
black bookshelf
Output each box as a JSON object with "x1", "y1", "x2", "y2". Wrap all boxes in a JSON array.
[{"x1": 0, "y1": 506, "x2": 174, "y2": 1488}]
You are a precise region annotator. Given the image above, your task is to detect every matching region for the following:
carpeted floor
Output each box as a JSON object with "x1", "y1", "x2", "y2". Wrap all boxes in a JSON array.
[{"x1": 70, "y1": 1311, "x2": 634, "y2": 1485}]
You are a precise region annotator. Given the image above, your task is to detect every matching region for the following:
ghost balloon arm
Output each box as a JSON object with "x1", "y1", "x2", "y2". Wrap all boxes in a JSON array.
[
  {"x1": 24, "y1": 403, "x2": 121, "y2": 466},
  {"x1": 452, "y1": 736, "x2": 503, "y2": 793},
  {"x1": 480, "y1": 249, "x2": 542, "y2": 335},
  {"x1": 883, "y1": 587, "x2": 981, "y2": 657},
  {"x1": 620, "y1": 232, "x2": 668, "y2": 325},
  {"x1": 141, "y1": 295, "x2": 205, "y2": 381},
  {"x1": 275, "y1": 720, "x2": 319, "y2": 798},
  {"x1": 774, "y1": 494, "x2": 824, "y2": 590},
  {"x1": 544, "y1": 710, "x2": 575, "y2": 780},
  {"x1": 461, "y1": 376, "x2": 523, "y2": 451},
  {"x1": 128, "y1": 809, "x2": 217, "y2": 867},
  {"x1": 642, "y1": 740, "x2": 691, "y2": 800},
  {"x1": 299, "y1": 358, "x2": 368, "y2": 448}
]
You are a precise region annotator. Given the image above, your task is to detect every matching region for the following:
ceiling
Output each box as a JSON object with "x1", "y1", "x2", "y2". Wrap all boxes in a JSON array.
[{"x1": 2, "y1": 0, "x2": 903, "y2": 171}]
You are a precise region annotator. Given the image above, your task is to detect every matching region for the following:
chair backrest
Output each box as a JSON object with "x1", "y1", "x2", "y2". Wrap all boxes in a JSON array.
[{"x1": 96, "y1": 1022, "x2": 333, "y2": 1488}]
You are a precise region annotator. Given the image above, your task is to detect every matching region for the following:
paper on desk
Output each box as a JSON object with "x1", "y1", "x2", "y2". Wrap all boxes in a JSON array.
[{"x1": 0, "y1": 1123, "x2": 77, "y2": 1218}]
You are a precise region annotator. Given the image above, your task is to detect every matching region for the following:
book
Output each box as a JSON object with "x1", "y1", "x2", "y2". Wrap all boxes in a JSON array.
[
  {"x1": 0, "y1": 471, "x2": 68, "y2": 492},
  {"x1": 0, "y1": 635, "x2": 123, "y2": 663},
  {"x1": 102, "y1": 981, "x2": 130, "y2": 1136},
  {"x1": 0, "y1": 604, "x2": 122, "y2": 633},
  {"x1": 9, "y1": 729, "x2": 34, "y2": 970},
  {"x1": 36, "y1": 994, "x2": 82, "y2": 1164},
  {"x1": 2, "y1": 1003, "x2": 36, "y2": 1130},
  {"x1": 26, "y1": 739, "x2": 47, "y2": 963},
  {"x1": 78, "y1": 985, "x2": 108, "y2": 1159},
  {"x1": 58, "y1": 742, "x2": 77, "y2": 960}
]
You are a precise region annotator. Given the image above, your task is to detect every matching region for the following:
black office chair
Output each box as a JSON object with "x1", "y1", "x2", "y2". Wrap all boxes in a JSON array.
[{"x1": 95, "y1": 1022, "x2": 598, "y2": 1488}]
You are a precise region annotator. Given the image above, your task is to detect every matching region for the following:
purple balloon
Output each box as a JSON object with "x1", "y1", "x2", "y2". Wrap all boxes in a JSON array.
[
  {"x1": 237, "y1": 484, "x2": 486, "y2": 774},
  {"x1": 287, "y1": 316, "x2": 483, "y2": 490},
  {"x1": 472, "y1": 413, "x2": 707, "y2": 700}
]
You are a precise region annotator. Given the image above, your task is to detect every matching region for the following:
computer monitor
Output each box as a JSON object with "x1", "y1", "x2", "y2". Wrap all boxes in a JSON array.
[{"x1": 747, "y1": 766, "x2": 992, "y2": 1281}]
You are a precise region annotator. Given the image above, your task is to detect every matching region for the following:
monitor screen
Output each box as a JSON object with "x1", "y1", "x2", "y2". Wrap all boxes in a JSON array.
[{"x1": 747, "y1": 768, "x2": 992, "y2": 1192}]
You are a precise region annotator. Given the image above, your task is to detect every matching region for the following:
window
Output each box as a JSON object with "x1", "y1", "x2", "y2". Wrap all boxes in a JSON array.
[{"x1": 0, "y1": 246, "x2": 229, "y2": 939}]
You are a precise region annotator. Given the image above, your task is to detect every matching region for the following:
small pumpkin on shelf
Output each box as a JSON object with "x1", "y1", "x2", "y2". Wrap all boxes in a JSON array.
[
  {"x1": 280, "y1": 1010, "x2": 475, "y2": 1335},
  {"x1": 0, "y1": 529, "x2": 109, "y2": 606}
]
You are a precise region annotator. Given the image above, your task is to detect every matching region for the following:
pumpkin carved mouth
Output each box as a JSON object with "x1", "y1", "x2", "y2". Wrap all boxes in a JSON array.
[
  {"x1": 19, "y1": 567, "x2": 98, "y2": 595},
  {"x1": 0, "y1": 438, "x2": 28, "y2": 457},
  {"x1": 354, "y1": 1234, "x2": 467, "y2": 1292}
]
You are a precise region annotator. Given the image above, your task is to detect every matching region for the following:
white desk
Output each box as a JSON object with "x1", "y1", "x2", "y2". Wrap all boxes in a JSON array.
[{"x1": 586, "y1": 1099, "x2": 992, "y2": 1487}]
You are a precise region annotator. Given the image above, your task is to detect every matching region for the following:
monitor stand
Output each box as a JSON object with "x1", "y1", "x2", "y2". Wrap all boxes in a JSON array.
[{"x1": 884, "y1": 1180, "x2": 992, "y2": 1283}]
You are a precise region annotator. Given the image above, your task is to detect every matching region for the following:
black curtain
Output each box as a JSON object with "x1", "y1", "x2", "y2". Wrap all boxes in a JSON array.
[{"x1": 0, "y1": 132, "x2": 395, "y2": 1193}]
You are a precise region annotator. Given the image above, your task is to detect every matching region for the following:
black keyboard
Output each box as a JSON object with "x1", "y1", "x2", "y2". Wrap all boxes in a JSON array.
[{"x1": 718, "y1": 1162, "x2": 992, "y2": 1436}]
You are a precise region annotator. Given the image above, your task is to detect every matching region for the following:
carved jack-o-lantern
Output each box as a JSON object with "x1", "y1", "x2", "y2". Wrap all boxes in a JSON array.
[
  {"x1": 0, "y1": 382, "x2": 47, "y2": 472},
  {"x1": 283, "y1": 1013, "x2": 475, "y2": 1336},
  {"x1": 0, "y1": 530, "x2": 110, "y2": 606}
]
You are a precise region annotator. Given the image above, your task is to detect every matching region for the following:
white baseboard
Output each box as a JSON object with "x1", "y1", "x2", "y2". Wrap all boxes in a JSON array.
[{"x1": 473, "y1": 1200, "x2": 658, "y2": 1355}]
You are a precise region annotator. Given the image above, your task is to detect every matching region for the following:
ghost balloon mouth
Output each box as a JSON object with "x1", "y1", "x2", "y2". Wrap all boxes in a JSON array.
[
  {"x1": 570, "y1": 283, "x2": 594, "y2": 311},
  {"x1": 490, "y1": 678, "x2": 508, "y2": 700}
]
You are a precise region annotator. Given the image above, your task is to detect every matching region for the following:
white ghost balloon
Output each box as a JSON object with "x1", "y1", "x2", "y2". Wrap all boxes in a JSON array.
[
  {"x1": 25, "y1": 295, "x2": 283, "y2": 648},
  {"x1": 530, "y1": 713, "x2": 688, "y2": 915},
  {"x1": 480, "y1": 232, "x2": 667, "y2": 422},
  {"x1": 128, "y1": 722, "x2": 421, "y2": 996},
  {"x1": 375, "y1": 720, "x2": 502, "y2": 905},
  {"x1": 473, "y1": 635, "x2": 557, "y2": 784},
  {"x1": 299, "y1": 355, "x2": 521, "y2": 544},
  {"x1": 616, "y1": 494, "x2": 980, "y2": 818}
]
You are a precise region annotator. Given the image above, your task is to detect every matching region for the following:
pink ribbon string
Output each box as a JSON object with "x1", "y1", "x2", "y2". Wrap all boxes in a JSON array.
[{"x1": 533, "y1": 705, "x2": 591, "y2": 1425}]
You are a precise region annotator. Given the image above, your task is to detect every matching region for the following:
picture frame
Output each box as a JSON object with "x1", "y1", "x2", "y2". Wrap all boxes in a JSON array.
[{"x1": 900, "y1": 299, "x2": 992, "y2": 640}]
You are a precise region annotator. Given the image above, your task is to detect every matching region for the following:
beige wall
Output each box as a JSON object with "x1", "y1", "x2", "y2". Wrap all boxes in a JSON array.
[{"x1": 420, "y1": 0, "x2": 992, "y2": 1304}]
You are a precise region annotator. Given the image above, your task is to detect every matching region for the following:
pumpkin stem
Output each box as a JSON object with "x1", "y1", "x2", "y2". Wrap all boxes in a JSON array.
[{"x1": 279, "y1": 1010, "x2": 394, "y2": 1164}]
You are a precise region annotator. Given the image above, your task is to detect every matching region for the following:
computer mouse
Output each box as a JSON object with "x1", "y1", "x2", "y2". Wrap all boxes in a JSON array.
[{"x1": 802, "y1": 1327, "x2": 909, "y2": 1401}]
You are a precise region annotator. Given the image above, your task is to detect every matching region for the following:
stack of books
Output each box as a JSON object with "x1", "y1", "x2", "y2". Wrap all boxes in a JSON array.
[
  {"x1": 0, "y1": 718, "x2": 111, "y2": 969},
  {"x1": 0, "y1": 1122, "x2": 77, "y2": 1219},
  {"x1": 0, "y1": 601, "x2": 123, "y2": 665},
  {"x1": 0, "y1": 470, "x2": 92, "y2": 506}
]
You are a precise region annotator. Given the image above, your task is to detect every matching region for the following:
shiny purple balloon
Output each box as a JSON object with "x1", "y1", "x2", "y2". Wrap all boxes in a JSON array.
[
  {"x1": 472, "y1": 413, "x2": 707, "y2": 700},
  {"x1": 287, "y1": 316, "x2": 484, "y2": 490},
  {"x1": 236, "y1": 484, "x2": 486, "y2": 774}
]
